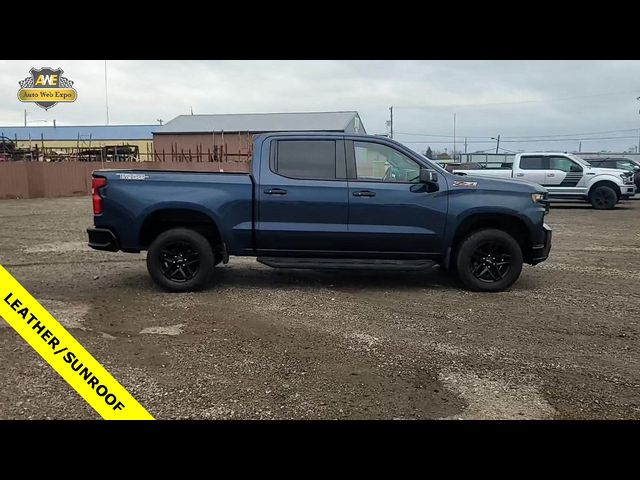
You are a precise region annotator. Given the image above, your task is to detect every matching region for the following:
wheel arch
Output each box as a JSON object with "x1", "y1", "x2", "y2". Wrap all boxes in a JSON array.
[
  {"x1": 448, "y1": 213, "x2": 532, "y2": 269},
  {"x1": 139, "y1": 207, "x2": 224, "y2": 251},
  {"x1": 587, "y1": 179, "x2": 621, "y2": 199}
]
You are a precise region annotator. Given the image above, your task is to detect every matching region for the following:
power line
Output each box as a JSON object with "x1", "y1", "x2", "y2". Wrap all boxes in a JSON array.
[
  {"x1": 394, "y1": 90, "x2": 640, "y2": 110},
  {"x1": 395, "y1": 131, "x2": 492, "y2": 139},
  {"x1": 401, "y1": 135, "x2": 640, "y2": 144},
  {"x1": 501, "y1": 128, "x2": 640, "y2": 139},
  {"x1": 395, "y1": 128, "x2": 640, "y2": 140}
]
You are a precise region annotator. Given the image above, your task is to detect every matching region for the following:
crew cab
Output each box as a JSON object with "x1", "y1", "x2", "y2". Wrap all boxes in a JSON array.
[
  {"x1": 453, "y1": 152, "x2": 636, "y2": 209},
  {"x1": 87, "y1": 133, "x2": 552, "y2": 293}
]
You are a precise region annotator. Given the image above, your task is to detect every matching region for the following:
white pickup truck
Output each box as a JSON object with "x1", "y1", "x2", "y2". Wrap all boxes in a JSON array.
[{"x1": 453, "y1": 152, "x2": 636, "y2": 209}]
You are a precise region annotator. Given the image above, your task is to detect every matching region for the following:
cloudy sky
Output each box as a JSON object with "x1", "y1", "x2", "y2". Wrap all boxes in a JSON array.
[{"x1": 2, "y1": 60, "x2": 640, "y2": 154}]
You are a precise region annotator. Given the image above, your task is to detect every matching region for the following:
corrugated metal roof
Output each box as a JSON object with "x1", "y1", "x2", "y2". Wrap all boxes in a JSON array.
[
  {"x1": 0, "y1": 125, "x2": 156, "y2": 141},
  {"x1": 154, "y1": 111, "x2": 364, "y2": 134}
]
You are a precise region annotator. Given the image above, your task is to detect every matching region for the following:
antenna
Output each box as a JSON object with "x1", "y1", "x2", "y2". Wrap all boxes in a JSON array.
[{"x1": 104, "y1": 60, "x2": 110, "y2": 125}]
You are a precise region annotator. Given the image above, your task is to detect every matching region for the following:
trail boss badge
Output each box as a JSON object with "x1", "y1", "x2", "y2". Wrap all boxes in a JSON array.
[
  {"x1": 17, "y1": 67, "x2": 77, "y2": 110},
  {"x1": 453, "y1": 180, "x2": 478, "y2": 187}
]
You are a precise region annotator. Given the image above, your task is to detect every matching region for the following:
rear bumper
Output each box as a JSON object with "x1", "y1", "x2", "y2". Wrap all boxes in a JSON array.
[
  {"x1": 87, "y1": 228, "x2": 119, "y2": 252},
  {"x1": 529, "y1": 223, "x2": 552, "y2": 265}
]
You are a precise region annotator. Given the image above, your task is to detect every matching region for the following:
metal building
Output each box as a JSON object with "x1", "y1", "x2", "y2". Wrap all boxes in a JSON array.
[
  {"x1": 0, "y1": 125, "x2": 156, "y2": 162},
  {"x1": 152, "y1": 111, "x2": 366, "y2": 163}
]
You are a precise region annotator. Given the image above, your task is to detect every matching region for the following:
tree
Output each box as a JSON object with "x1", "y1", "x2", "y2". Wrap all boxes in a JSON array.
[{"x1": 425, "y1": 146, "x2": 434, "y2": 159}]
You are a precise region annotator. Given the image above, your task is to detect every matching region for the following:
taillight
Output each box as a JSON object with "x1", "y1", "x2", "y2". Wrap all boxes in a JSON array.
[{"x1": 92, "y1": 177, "x2": 107, "y2": 215}]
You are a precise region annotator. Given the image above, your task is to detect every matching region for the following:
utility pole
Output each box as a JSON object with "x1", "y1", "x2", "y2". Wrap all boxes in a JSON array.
[
  {"x1": 578, "y1": 141, "x2": 582, "y2": 153},
  {"x1": 453, "y1": 113, "x2": 456, "y2": 161},
  {"x1": 464, "y1": 136, "x2": 468, "y2": 154},
  {"x1": 104, "y1": 60, "x2": 110, "y2": 125},
  {"x1": 24, "y1": 109, "x2": 27, "y2": 127},
  {"x1": 389, "y1": 106, "x2": 393, "y2": 139},
  {"x1": 637, "y1": 97, "x2": 640, "y2": 153},
  {"x1": 495, "y1": 134, "x2": 501, "y2": 154}
]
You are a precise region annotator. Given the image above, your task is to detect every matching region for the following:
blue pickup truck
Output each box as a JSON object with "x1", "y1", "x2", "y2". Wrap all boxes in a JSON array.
[{"x1": 87, "y1": 132, "x2": 551, "y2": 292}]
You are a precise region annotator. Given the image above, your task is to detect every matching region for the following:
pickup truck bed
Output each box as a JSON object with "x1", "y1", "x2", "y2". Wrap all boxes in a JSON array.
[{"x1": 90, "y1": 170, "x2": 255, "y2": 255}]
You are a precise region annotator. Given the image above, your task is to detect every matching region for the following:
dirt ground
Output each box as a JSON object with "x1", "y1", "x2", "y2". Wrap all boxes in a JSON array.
[{"x1": 0, "y1": 195, "x2": 639, "y2": 420}]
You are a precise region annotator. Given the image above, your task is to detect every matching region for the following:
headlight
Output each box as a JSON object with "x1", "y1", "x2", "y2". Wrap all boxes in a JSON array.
[
  {"x1": 531, "y1": 193, "x2": 545, "y2": 203},
  {"x1": 621, "y1": 173, "x2": 633, "y2": 184}
]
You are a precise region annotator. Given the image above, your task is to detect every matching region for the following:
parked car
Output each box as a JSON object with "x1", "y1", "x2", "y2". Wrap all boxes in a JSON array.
[
  {"x1": 586, "y1": 157, "x2": 640, "y2": 190},
  {"x1": 87, "y1": 132, "x2": 551, "y2": 293},
  {"x1": 453, "y1": 152, "x2": 636, "y2": 209}
]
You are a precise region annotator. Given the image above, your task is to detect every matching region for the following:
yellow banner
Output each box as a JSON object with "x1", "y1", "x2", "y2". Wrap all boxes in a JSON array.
[
  {"x1": 18, "y1": 88, "x2": 77, "y2": 102},
  {"x1": 0, "y1": 263, "x2": 154, "y2": 420}
]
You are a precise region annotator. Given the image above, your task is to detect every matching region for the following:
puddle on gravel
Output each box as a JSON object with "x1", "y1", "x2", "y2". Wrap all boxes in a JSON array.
[
  {"x1": 40, "y1": 299, "x2": 89, "y2": 330},
  {"x1": 345, "y1": 332, "x2": 382, "y2": 351},
  {"x1": 139, "y1": 324, "x2": 185, "y2": 336},
  {"x1": 24, "y1": 241, "x2": 88, "y2": 254},
  {"x1": 438, "y1": 370, "x2": 556, "y2": 420}
]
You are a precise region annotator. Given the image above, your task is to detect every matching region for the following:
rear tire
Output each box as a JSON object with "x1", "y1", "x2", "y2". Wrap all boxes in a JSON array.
[
  {"x1": 454, "y1": 229, "x2": 523, "y2": 292},
  {"x1": 589, "y1": 185, "x2": 618, "y2": 210},
  {"x1": 146, "y1": 228, "x2": 215, "y2": 292}
]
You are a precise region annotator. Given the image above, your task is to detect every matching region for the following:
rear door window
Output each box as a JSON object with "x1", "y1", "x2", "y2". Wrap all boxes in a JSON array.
[
  {"x1": 520, "y1": 156, "x2": 547, "y2": 170},
  {"x1": 274, "y1": 140, "x2": 337, "y2": 180}
]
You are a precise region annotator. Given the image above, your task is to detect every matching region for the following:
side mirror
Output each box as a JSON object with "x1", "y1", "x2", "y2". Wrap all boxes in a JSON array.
[{"x1": 420, "y1": 168, "x2": 438, "y2": 183}]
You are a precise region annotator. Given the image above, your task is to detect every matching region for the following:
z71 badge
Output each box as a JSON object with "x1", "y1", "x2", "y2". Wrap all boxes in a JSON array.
[{"x1": 453, "y1": 180, "x2": 478, "y2": 187}]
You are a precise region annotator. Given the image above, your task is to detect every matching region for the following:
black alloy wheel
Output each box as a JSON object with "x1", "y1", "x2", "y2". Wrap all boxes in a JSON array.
[
  {"x1": 454, "y1": 228, "x2": 523, "y2": 292},
  {"x1": 147, "y1": 228, "x2": 215, "y2": 292},
  {"x1": 160, "y1": 241, "x2": 200, "y2": 282},
  {"x1": 590, "y1": 185, "x2": 617, "y2": 210},
  {"x1": 470, "y1": 241, "x2": 511, "y2": 283}
]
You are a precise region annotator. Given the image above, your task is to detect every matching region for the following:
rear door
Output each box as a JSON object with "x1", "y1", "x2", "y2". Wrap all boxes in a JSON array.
[
  {"x1": 344, "y1": 139, "x2": 447, "y2": 255},
  {"x1": 256, "y1": 137, "x2": 350, "y2": 253},
  {"x1": 516, "y1": 155, "x2": 548, "y2": 185}
]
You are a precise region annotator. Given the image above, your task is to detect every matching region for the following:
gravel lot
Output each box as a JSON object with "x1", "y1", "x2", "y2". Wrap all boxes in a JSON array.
[{"x1": 0, "y1": 196, "x2": 639, "y2": 419}]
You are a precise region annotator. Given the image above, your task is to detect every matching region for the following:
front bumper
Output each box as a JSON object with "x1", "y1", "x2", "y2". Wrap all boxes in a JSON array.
[
  {"x1": 621, "y1": 185, "x2": 637, "y2": 199},
  {"x1": 87, "y1": 228, "x2": 119, "y2": 252},
  {"x1": 529, "y1": 223, "x2": 552, "y2": 265}
]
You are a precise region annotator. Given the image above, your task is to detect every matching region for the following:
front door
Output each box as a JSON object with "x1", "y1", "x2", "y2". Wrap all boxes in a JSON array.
[
  {"x1": 256, "y1": 138, "x2": 350, "y2": 253},
  {"x1": 344, "y1": 139, "x2": 447, "y2": 256},
  {"x1": 545, "y1": 155, "x2": 585, "y2": 194}
]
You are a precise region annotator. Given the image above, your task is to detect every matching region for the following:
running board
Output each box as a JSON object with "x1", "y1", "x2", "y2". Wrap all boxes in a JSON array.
[{"x1": 256, "y1": 257, "x2": 436, "y2": 271}]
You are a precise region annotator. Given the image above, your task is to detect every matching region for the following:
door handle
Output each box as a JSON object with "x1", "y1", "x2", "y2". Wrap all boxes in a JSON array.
[
  {"x1": 352, "y1": 190, "x2": 376, "y2": 197},
  {"x1": 516, "y1": 173, "x2": 524, "y2": 177},
  {"x1": 547, "y1": 173, "x2": 555, "y2": 177},
  {"x1": 264, "y1": 188, "x2": 287, "y2": 195}
]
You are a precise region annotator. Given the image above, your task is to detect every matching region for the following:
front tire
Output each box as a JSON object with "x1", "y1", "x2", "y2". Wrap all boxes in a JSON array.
[
  {"x1": 589, "y1": 185, "x2": 618, "y2": 210},
  {"x1": 454, "y1": 229, "x2": 523, "y2": 292},
  {"x1": 146, "y1": 228, "x2": 215, "y2": 292}
]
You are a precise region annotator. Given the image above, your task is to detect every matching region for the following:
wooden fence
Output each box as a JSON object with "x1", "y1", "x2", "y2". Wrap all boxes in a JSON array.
[{"x1": 0, "y1": 161, "x2": 250, "y2": 200}]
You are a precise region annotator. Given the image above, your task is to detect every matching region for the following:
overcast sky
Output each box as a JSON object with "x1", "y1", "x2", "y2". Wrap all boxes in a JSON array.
[{"x1": 2, "y1": 60, "x2": 640, "y2": 154}]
